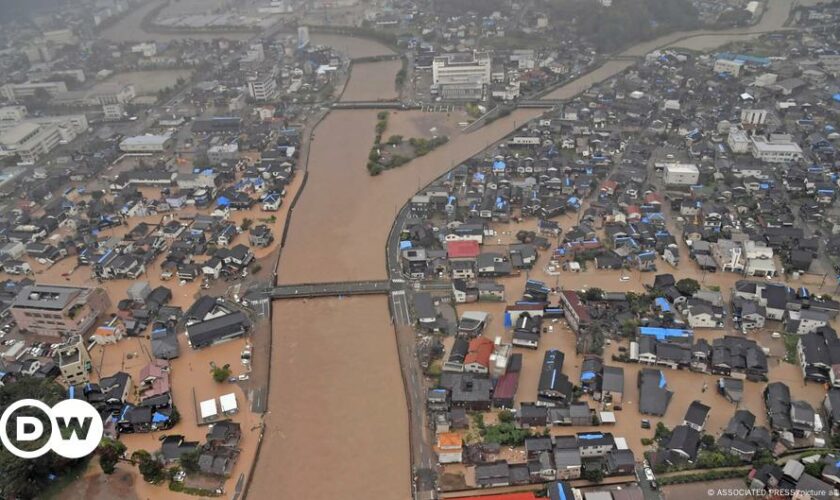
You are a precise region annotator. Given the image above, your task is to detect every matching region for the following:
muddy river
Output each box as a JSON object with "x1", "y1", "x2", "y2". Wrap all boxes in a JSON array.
[{"x1": 252, "y1": 0, "x2": 818, "y2": 497}]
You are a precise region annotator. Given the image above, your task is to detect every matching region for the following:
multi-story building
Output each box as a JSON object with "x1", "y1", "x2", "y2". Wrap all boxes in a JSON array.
[
  {"x1": 663, "y1": 163, "x2": 700, "y2": 186},
  {"x1": 247, "y1": 67, "x2": 278, "y2": 101},
  {"x1": 11, "y1": 284, "x2": 111, "y2": 338},
  {"x1": 0, "y1": 122, "x2": 62, "y2": 164},
  {"x1": 740, "y1": 109, "x2": 768, "y2": 126},
  {"x1": 57, "y1": 335, "x2": 92, "y2": 385},
  {"x1": 727, "y1": 127, "x2": 751, "y2": 153},
  {"x1": 432, "y1": 52, "x2": 491, "y2": 100},
  {"x1": 0, "y1": 81, "x2": 68, "y2": 101},
  {"x1": 750, "y1": 135, "x2": 803, "y2": 163}
]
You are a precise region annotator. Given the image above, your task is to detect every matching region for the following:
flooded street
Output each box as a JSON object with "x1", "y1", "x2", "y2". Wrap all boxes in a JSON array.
[{"x1": 250, "y1": 297, "x2": 410, "y2": 500}]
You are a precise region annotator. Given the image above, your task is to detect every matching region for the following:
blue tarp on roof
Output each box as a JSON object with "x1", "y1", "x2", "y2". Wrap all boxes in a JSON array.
[
  {"x1": 639, "y1": 327, "x2": 692, "y2": 340},
  {"x1": 399, "y1": 241, "x2": 412, "y2": 250},
  {"x1": 659, "y1": 372, "x2": 667, "y2": 388},
  {"x1": 581, "y1": 371, "x2": 596, "y2": 381},
  {"x1": 655, "y1": 297, "x2": 671, "y2": 313},
  {"x1": 833, "y1": 94, "x2": 840, "y2": 102},
  {"x1": 493, "y1": 160, "x2": 506, "y2": 172},
  {"x1": 216, "y1": 196, "x2": 230, "y2": 206},
  {"x1": 578, "y1": 433, "x2": 603, "y2": 440},
  {"x1": 152, "y1": 412, "x2": 169, "y2": 423}
]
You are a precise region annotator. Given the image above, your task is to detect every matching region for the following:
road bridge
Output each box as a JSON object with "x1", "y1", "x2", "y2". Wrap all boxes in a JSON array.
[
  {"x1": 332, "y1": 101, "x2": 418, "y2": 110},
  {"x1": 256, "y1": 280, "x2": 392, "y2": 299}
]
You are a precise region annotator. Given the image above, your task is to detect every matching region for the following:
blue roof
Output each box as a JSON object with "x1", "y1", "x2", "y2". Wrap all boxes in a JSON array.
[
  {"x1": 578, "y1": 433, "x2": 603, "y2": 440},
  {"x1": 654, "y1": 297, "x2": 672, "y2": 313},
  {"x1": 638, "y1": 327, "x2": 692, "y2": 340}
]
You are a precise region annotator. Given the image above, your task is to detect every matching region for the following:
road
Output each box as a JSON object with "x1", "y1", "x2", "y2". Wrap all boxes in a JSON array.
[{"x1": 635, "y1": 463, "x2": 663, "y2": 500}]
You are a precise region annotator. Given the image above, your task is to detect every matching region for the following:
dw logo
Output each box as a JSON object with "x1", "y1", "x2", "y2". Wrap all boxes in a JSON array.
[{"x1": 0, "y1": 399, "x2": 104, "y2": 459}]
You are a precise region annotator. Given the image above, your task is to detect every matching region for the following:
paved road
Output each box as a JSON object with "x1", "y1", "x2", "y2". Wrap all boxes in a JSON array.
[
  {"x1": 386, "y1": 201, "x2": 438, "y2": 499},
  {"x1": 635, "y1": 463, "x2": 662, "y2": 500}
]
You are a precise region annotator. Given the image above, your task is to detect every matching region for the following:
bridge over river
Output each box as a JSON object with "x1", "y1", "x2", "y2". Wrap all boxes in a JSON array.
[{"x1": 249, "y1": 280, "x2": 392, "y2": 300}]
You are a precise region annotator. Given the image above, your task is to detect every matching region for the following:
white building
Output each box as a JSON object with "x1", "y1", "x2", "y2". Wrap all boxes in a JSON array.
[
  {"x1": 750, "y1": 135, "x2": 803, "y2": 163},
  {"x1": 0, "y1": 122, "x2": 62, "y2": 164},
  {"x1": 103, "y1": 103, "x2": 124, "y2": 121},
  {"x1": 432, "y1": 52, "x2": 491, "y2": 100},
  {"x1": 0, "y1": 106, "x2": 27, "y2": 123},
  {"x1": 119, "y1": 133, "x2": 174, "y2": 153},
  {"x1": 740, "y1": 109, "x2": 767, "y2": 126},
  {"x1": 714, "y1": 58, "x2": 745, "y2": 77},
  {"x1": 727, "y1": 127, "x2": 751, "y2": 153},
  {"x1": 663, "y1": 163, "x2": 700, "y2": 186},
  {"x1": 743, "y1": 241, "x2": 776, "y2": 277},
  {"x1": 131, "y1": 42, "x2": 158, "y2": 57},
  {"x1": 246, "y1": 67, "x2": 278, "y2": 101},
  {"x1": 0, "y1": 81, "x2": 68, "y2": 101}
]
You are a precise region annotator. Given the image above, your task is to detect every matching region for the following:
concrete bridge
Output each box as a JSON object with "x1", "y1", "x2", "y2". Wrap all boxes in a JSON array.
[
  {"x1": 332, "y1": 101, "x2": 418, "y2": 110},
  {"x1": 517, "y1": 100, "x2": 565, "y2": 108},
  {"x1": 256, "y1": 280, "x2": 392, "y2": 299}
]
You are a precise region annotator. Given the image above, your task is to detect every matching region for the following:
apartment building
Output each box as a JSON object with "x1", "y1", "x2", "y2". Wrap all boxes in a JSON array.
[
  {"x1": 0, "y1": 81, "x2": 68, "y2": 101},
  {"x1": 11, "y1": 284, "x2": 111, "y2": 338},
  {"x1": 247, "y1": 67, "x2": 278, "y2": 101},
  {"x1": 57, "y1": 335, "x2": 92, "y2": 385},
  {"x1": 0, "y1": 122, "x2": 62, "y2": 164}
]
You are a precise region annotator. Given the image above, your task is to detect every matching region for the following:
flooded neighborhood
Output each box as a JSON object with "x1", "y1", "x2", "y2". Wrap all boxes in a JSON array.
[{"x1": 3, "y1": 1, "x2": 840, "y2": 500}]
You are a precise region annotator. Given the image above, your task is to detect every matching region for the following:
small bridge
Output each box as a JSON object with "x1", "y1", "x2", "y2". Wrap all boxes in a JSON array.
[
  {"x1": 518, "y1": 100, "x2": 565, "y2": 108},
  {"x1": 261, "y1": 280, "x2": 392, "y2": 299}
]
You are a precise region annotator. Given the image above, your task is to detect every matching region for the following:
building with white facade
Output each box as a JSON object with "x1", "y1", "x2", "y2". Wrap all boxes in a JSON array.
[
  {"x1": 714, "y1": 58, "x2": 745, "y2": 76},
  {"x1": 750, "y1": 134, "x2": 803, "y2": 163},
  {"x1": 727, "y1": 127, "x2": 751, "y2": 153},
  {"x1": 0, "y1": 122, "x2": 62, "y2": 164},
  {"x1": 0, "y1": 81, "x2": 68, "y2": 101},
  {"x1": 432, "y1": 52, "x2": 491, "y2": 100},
  {"x1": 663, "y1": 163, "x2": 700, "y2": 186},
  {"x1": 740, "y1": 109, "x2": 767, "y2": 126},
  {"x1": 119, "y1": 133, "x2": 174, "y2": 153},
  {"x1": 246, "y1": 67, "x2": 278, "y2": 101},
  {"x1": 743, "y1": 241, "x2": 776, "y2": 277}
]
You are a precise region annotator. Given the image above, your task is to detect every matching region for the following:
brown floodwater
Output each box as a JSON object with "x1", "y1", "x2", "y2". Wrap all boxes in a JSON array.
[
  {"x1": 249, "y1": 296, "x2": 410, "y2": 500},
  {"x1": 277, "y1": 107, "x2": 537, "y2": 284},
  {"x1": 310, "y1": 34, "x2": 395, "y2": 59},
  {"x1": 341, "y1": 60, "x2": 403, "y2": 101}
]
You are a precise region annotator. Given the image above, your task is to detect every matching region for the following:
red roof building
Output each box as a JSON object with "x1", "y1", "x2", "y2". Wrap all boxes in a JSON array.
[
  {"x1": 447, "y1": 240, "x2": 481, "y2": 260},
  {"x1": 464, "y1": 336, "x2": 494, "y2": 374},
  {"x1": 459, "y1": 493, "x2": 538, "y2": 500}
]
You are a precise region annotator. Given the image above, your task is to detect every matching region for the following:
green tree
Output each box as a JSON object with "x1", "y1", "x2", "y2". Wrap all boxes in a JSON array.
[
  {"x1": 98, "y1": 438, "x2": 127, "y2": 474},
  {"x1": 583, "y1": 467, "x2": 604, "y2": 483},
  {"x1": 655, "y1": 422, "x2": 671, "y2": 443},
  {"x1": 179, "y1": 448, "x2": 201, "y2": 473},
  {"x1": 498, "y1": 410, "x2": 514, "y2": 424},
  {"x1": 583, "y1": 288, "x2": 604, "y2": 301},
  {"x1": 211, "y1": 363, "x2": 232, "y2": 383},
  {"x1": 675, "y1": 278, "x2": 700, "y2": 296},
  {"x1": 241, "y1": 218, "x2": 253, "y2": 231},
  {"x1": 132, "y1": 450, "x2": 165, "y2": 483},
  {"x1": 386, "y1": 135, "x2": 403, "y2": 145}
]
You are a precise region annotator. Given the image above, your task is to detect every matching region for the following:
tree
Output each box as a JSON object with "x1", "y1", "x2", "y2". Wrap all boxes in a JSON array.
[
  {"x1": 498, "y1": 410, "x2": 514, "y2": 424},
  {"x1": 583, "y1": 467, "x2": 604, "y2": 483},
  {"x1": 583, "y1": 288, "x2": 604, "y2": 301},
  {"x1": 675, "y1": 278, "x2": 700, "y2": 296},
  {"x1": 386, "y1": 135, "x2": 403, "y2": 146},
  {"x1": 98, "y1": 438, "x2": 127, "y2": 474},
  {"x1": 179, "y1": 449, "x2": 201, "y2": 473},
  {"x1": 700, "y1": 434, "x2": 716, "y2": 448},
  {"x1": 132, "y1": 450, "x2": 165, "y2": 483},
  {"x1": 241, "y1": 218, "x2": 253, "y2": 231},
  {"x1": 211, "y1": 363, "x2": 232, "y2": 383},
  {"x1": 655, "y1": 422, "x2": 671, "y2": 443}
]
